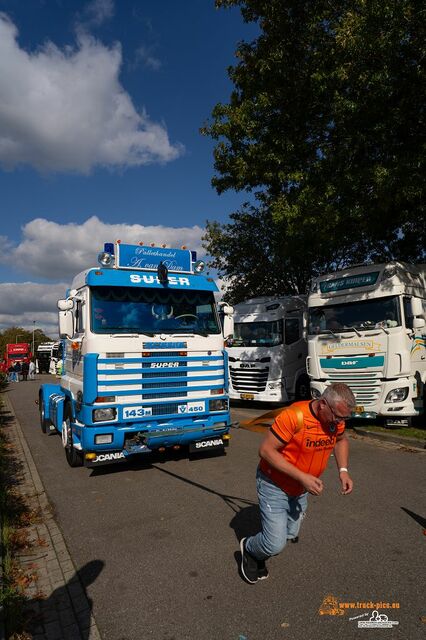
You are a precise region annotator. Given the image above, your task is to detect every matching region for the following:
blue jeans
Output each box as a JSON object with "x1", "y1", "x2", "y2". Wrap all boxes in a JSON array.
[{"x1": 246, "y1": 469, "x2": 308, "y2": 561}]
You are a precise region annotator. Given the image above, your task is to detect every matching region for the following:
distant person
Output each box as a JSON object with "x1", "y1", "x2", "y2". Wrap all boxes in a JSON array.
[
  {"x1": 21, "y1": 361, "x2": 29, "y2": 381},
  {"x1": 7, "y1": 364, "x2": 17, "y2": 382},
  {"x1": 29, "y1": 360, "x2": 36, "y2": 380},
  {"x1": 14, "y1": 361, "x2": 21, "y2": 382},
  {"x1": 239, "y1": 383, "x2": 355, "y2": 584}
]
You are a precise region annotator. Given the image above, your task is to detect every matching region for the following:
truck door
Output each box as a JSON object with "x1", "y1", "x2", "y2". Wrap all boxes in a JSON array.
[{"x1": 283, "y1": 312, "x2": 306, "y2": 395}]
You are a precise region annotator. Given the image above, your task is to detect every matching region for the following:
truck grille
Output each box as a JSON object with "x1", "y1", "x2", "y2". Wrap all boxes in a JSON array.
[
  {"x1": 326, "y1": 372, "x2": 381, "y2": 406},
  {"x1": 230, "y1": 368, "x2": 269, "y2": 393},
  {"x1": 96, "y1": 352, "x2": 225, "y2": 412}
]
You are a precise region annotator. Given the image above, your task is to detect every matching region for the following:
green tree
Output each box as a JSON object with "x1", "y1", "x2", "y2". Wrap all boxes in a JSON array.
[{"x1": 203, "y1": 0, "x2": 425, "y2": 302}]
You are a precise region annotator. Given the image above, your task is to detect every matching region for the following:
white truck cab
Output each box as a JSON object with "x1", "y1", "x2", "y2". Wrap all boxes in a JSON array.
[
  {"x1": 307, "y1": 262, "x2": 426, "y2": 426},
  {"x1": 226, "y1": 296, "x2": 309, "y2": 403}
]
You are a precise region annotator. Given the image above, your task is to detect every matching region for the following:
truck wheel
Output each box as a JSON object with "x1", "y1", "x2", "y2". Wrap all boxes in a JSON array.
[
  {"x1": 62, "y1": 404, "x2": 83, "y2": 468},
  {"x1": 39, "y1": 394, "x2": 50, "y2": 434},
  {"x1": 296, "y1": 375, "x2": 311, "y2": 400}
]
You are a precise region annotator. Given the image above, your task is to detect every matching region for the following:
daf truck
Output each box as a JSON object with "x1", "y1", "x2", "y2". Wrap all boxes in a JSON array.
[
  {"x1": 38, "y1": 242, "x2": 233, "y2": 467},
  {"x1": 307, "y1": 262, "x2": 426, "y2": 426},
  {"x1": 226, "y1": 296, "x2": 309, "y2": 403}
]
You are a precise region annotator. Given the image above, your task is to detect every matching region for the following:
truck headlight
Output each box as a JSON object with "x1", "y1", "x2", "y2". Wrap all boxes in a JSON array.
[
  {"x1": 209, "y1": 399, "x2": 228, "y2": 412},
  {"x1": 268, "y1": 381, "x2": 284, "y2": 389},
  {"x1": 385, "y1": 387, "x2": 408, "y2": 403},
  {"x1": 93, "y1": 407, "x2": 117, "y2": 422}
]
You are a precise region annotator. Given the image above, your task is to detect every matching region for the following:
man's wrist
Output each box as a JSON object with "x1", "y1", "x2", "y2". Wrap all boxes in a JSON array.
[{"x1": 339, "y1": 467, "x2": 349, "y2": 473}]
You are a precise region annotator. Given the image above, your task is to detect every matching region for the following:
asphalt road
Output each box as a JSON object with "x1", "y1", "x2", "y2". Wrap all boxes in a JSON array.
[{"x1": 5, "y1": 377, "x2": 426, "y2": 640}]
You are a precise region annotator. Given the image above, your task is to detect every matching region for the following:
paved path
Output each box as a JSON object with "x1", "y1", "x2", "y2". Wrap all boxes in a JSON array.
[
  {"x1": 1, "y1": 391, "x2": 101, "y2": 640},
  {"x1": 3, "y1": 379, "x2": 426, "y2": 640}
]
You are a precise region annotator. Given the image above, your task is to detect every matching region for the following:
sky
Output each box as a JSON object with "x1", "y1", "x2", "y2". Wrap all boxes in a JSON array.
[{"x1": 0, "y1": 0, "x2": 257, "y2": 337}]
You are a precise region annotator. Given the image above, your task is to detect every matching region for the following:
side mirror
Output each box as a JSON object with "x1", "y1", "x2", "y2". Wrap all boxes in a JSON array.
[
  {"x1": 411, "y1": 298, "x2": 423, "y2": 317},
  {"x1": 58, "y1": 299, "x2": 74, "y2": 311},
  {"x1": 221, "y1": 304, "x2": 234, "y2": 316},
  {"x1": 413, "y1": 317, "x2": 425, "y2": 329},
  {"x1": 223, "y1": 316, "x2": 234, "y2": 341},
  {"x1": 58, "y1": 310, "x2": 74, "y2": 338}
]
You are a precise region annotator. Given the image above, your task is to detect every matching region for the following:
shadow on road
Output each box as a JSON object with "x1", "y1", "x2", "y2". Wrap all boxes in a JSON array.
[{"x1": 26, "y1": 560, "x2": 104, "y2": 639}]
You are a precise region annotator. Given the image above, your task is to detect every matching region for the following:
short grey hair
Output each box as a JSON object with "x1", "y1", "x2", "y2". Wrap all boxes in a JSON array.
[{"x1": 322, "y1": 383, "x2": 356, "y2": 409}]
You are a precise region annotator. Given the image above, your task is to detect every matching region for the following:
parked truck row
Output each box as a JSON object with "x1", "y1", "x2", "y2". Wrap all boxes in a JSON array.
[{"x1": 37, "y1": 245, "x2": 425, "y2": 470}]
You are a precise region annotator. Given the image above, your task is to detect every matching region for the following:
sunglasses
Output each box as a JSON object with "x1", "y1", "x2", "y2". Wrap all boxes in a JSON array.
[{"x1": 323, "y1": 398, "x2": 352, "y2": 421}]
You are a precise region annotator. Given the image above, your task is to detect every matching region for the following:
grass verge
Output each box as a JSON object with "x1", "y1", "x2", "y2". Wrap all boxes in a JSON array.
[
  {"x1": 0, "y1": 399, "x2": 36, "y2": 639},
  {"x1": 350, "y1": 422, "x2": 426, "y2": 441}
]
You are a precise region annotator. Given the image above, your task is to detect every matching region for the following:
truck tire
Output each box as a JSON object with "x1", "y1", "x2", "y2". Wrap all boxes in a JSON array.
[
  {"x1": 39, "y1": 394, "x2": 50, "y2": 434},
  {"x1": 295, "y1": 375, "x2": 311, "y2": 401},
  {"x1": 62, "y1": 404, "x2": 83, "y2": 468}
]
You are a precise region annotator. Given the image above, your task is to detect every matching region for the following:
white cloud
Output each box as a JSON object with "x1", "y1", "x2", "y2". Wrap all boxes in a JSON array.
[
  {"x1": 2, "y1": 216, "x2": 206, "y2": 281},
  {"x1": 0, "y1": 282, "x2": 65, "y2": 336},
  {"x1": 81, "y1": 0, "x2": 115, "y2": 28},
  {"x1": 134, "y1": 45, "x2": 162, "y2": 71},
  {"x1": 0, "y1": 14, "x2": 183, "y2": 173}
]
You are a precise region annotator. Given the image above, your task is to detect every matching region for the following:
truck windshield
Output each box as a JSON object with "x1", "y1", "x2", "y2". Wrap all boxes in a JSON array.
[
  {"x1": 90, "y1": 286, "x2": 221, "y2": 335},
  {"x1": 308, "y1": 296, "x2": 401, "y2": 335},
  {"x1": 230, "y1": 321, "x2": 283, "y2": 347}
]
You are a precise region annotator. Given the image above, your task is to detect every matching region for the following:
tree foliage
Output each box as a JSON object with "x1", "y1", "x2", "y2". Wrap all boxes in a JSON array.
[{"x1": 203, "y1": 0, "x2": 425, "y2": 302}]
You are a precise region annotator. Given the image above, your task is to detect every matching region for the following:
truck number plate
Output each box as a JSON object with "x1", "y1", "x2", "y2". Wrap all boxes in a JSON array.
[
  {"x1": 178, "y1": 401, "x2": 205, "y2": 414},
  {"x1": 123, "y1": 406, "x2": 152, "y2": 419},
  {"x1": 240, "y1": 393, "x2": 254, "y2": 400},
  {"x1": 353, "y1": 405, "x2": 364, "y2": 414}
]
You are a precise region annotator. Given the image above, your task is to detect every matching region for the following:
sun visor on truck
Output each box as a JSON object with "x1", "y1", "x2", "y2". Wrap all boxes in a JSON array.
[{"x1": 85, "y1": 268, "x2": 219, "y2": 292}]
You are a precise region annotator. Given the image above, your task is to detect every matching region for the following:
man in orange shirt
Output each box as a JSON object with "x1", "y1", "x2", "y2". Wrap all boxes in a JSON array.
[{"x1": 240, "y1": 382, "x2": 356, "y2": 584}]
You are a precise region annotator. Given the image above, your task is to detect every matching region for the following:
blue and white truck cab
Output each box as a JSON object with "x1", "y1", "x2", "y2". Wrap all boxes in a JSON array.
[
  {"x1": 38, "y1": 242, "x2": 233, "y2": 467},
  {"x1": 307, "y1": 262, "x2": 426, "y2": 427}
]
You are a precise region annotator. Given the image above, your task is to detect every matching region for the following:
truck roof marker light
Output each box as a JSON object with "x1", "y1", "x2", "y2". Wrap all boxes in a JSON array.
[
  {"x1": 103, "y1": 243, "x2": 114, "y2": 255},
  {"x1": 150, "y1": 243, "x2": 155, "y2": 247},
  {"x1": 194, "y1": 260, "x2": 205, "y2": 273},
  {"x1": 181, "y1": 245, "x2": 187, "y2": 249},
  {"x1": 382, "y1": 266, "x2": 397, "y2": 279},
  {"x1": 161, "y1": 244, "x2": 167, "y2": 248},
  {"x1": 116, "y1": 239, "x2": 121, "y2": 243},
  {"x1": 97, "y1": 251, "x2": 114, "y2": 267},
  {"x1": 139, "y1": 241, "x2": 144, "y2": 245}
]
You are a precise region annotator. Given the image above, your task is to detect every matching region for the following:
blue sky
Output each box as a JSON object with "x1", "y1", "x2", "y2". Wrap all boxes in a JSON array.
[{"x1": 0, "y1": 0, "x2": 257, "y2": 335}]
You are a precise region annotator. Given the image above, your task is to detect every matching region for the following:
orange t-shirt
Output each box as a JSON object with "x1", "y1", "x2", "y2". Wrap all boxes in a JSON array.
[{"x1": 259, "y1": 400, "x2": 345, "y2": 496}]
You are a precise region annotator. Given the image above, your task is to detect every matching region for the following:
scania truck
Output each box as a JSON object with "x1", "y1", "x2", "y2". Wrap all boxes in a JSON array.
[
  {"x1": 3, "y1": 343, "x2": 32, "y2": 371},
  {"x1": 307, "y1": 262, "x2": 426, "y2": 426},
  {"x1": 226, "y1": 296, "x2": 309, "y2": 403},
  {"x1": 39, "y1": 242, "x2": 233, "y2": 467}
]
